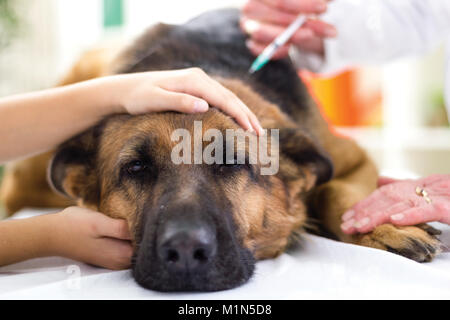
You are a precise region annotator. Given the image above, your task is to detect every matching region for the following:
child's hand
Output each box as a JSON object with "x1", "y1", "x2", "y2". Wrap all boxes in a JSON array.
[
  {"x1": 107, "y1": 68, "x2": 264, "y2": 135},
  {"x1": 341, "y1": 175, "x2": 450, "y2": 234},
  {"x1": 0, "y1": 67, "x2": 264, "y2": 163},
  {"x1": 52, "y1": 207, "x2": 133, "y2": 270}
]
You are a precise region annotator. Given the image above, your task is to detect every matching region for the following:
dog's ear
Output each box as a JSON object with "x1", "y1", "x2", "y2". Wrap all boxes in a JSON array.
[
  {"x1": 279, "y1": 127, "x2": 334, "y2": 189},
  {"x1": 48, "y1": 126, "x2": 102, "y2": 207}
]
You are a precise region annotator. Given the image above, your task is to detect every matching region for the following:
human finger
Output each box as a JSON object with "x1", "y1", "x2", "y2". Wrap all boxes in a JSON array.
[{"x1": 258, "y1": 0, "x2": 328, "y2": 14}]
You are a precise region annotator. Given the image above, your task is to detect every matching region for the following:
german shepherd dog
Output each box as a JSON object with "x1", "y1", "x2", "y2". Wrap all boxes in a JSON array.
[{"x1": 0, "y1": 9, "x2": 441, "y2": 292}]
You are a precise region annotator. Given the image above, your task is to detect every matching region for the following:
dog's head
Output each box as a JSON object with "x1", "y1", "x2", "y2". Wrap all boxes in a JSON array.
[{"x1": 48, "y1": 81, "x2": 332, "y2": 292}]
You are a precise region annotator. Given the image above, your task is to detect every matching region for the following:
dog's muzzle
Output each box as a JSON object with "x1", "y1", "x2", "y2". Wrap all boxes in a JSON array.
[
  {"x1": 132, "y1": 193, "x2": 255, "y2": 292},
  {"x1": 156, "y1": 214, "x2": 217, "y2": 274}
]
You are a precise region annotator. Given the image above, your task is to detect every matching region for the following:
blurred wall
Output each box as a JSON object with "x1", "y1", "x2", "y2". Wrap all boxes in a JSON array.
[
  {"x1": 124, "y1": 0, "x2": 243, "y2": 34},
  {"x1": 0, "y1": 0, "x2": 244, "y2": 97},
  {"x1": 0, "y1": 0, "x2": 59, "y2": 95},
  {"x1": 0, "y1": 0, "x2": 103, "y2": 96}
]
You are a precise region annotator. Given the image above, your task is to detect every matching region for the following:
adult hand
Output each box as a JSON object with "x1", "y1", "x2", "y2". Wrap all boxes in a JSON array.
[
  {"x1": 241, "y1": 0, "x2": 337, "y2": 59},
  {"x1": 52, "y1": 207, "x2": 133, "y2": 270},
  {"x1": 341, "y1": 175, "x2": 450, "y2": 234},
  {"x1": 109, "y1": 68, "x2": 264, "y2": 135}
]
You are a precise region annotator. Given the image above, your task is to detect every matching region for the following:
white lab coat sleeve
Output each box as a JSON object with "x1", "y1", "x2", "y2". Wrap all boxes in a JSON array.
[{"x1": 290, "y1": 0, "x2": 450, "y2": 75}]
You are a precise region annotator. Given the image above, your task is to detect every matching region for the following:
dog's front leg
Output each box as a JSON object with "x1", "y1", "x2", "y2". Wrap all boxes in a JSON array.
[{"x1": 310, "y1": 152, "x2": 441, "y2": 262}]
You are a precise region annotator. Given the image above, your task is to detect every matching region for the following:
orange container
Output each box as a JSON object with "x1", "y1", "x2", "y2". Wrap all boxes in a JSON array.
[{"x1": 300, "y1": 69, "x2": 383, "y2": 127}]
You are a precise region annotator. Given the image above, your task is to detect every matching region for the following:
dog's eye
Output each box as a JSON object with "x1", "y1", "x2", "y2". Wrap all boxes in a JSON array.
[
  {"x1": 223, "y1": 161, "x2": 243, "y2": 169},
  {"x1": 127, "y1": 160, "x2": 147, "y2": 175},
  {"x1": 217, "y1": 159, "x2": 247, "y2": 173}
]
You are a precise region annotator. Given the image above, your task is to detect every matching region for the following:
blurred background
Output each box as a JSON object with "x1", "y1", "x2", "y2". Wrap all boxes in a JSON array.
[{"x1": 0, "y1": 0, "x2": 449, "y2": 215}]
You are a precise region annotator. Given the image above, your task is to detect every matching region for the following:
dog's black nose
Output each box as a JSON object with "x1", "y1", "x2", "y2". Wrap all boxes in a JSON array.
[{"x1": 157, "y1": 219, "x2": 217, "y2": 273}]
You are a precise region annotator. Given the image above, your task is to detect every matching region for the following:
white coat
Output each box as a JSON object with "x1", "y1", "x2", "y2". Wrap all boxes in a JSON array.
[{"x1": 290, "y1": 0, "x2": 450, "y2": 116}]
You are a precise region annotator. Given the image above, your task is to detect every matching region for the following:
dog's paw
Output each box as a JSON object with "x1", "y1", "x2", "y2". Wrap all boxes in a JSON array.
[{"x1": 355, "y1": 223, "x2": 442, "y2": 262}]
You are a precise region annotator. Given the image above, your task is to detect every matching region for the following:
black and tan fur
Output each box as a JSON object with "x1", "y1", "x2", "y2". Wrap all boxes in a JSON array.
[{"x1": 0, "y1": 9, "x2": 441, "y2": 291}]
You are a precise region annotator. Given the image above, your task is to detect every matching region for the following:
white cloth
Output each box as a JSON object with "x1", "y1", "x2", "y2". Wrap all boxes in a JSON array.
[
  {"x1": 290, "y1": 0, "x2": 450, "y2": 116},
  {"x1": 1, "y1": 209, "x2": 450, "y2": 299}
]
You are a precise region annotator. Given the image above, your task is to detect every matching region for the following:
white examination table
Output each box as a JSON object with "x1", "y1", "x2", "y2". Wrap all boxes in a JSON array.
[{"x1": 0, "y1": 209, "x2": 449, "y2": 300}]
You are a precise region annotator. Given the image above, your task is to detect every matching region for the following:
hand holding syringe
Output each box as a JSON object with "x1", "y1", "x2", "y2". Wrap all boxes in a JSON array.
[
  {"x1": 241, "y1": 0, "x2": 337, "y2": 69},
  {"x1": 249, "y1": 14, "x2": 308, "y2": 73}
]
